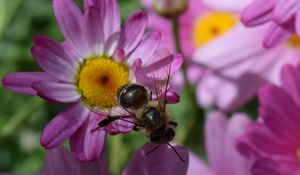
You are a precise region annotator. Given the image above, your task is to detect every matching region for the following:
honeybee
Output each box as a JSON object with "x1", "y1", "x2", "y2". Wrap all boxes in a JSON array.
[{"x1": 93, "y1": 58, "x2": 184, "y2": 161}]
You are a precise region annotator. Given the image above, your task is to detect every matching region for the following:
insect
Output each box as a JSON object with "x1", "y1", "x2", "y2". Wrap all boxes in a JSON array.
[{"x1": 93, "y1": 56, "x2": 184, "y2": 162}]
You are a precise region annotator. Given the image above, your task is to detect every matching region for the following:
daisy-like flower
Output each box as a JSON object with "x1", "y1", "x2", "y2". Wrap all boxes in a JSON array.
[
  {"x1": 187, "y1": 111, "x2": 252, "y2": 175},
  {"x1": 241, "y1": 0, "x2": 300, "y2": 48},
  {"x1": 193, "y1": 24, "x2": 300, "y2": 111},
  {"x1": 237, "y1": 64, "x2": 300, "y2": 175},
  {"x1": 2, "y1": 0, "x2": 183, "y2": 161},
  {"x1": 3, "y1": 144, "x2": 189, "y2": 175}
]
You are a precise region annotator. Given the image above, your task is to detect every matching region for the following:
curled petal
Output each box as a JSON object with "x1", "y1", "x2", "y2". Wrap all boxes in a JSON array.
[
  {"x1": 2, "y1": 72, "x2": 55, "y2": 95},
  {"x1": 32, "y1": 36, "x2": 77, "y2": 82},
  {"x1": 32, "y1": 81, "x2": 80, "y2": 103},
  {"x1": 70, "y1": 112, "x2": 106, "y2": 162},
  {"x1": 41, "y1": 103, "x2": 89, "y2": 149},
  {"x1": 118, "y1": 11, "x2": 148, "y2": 55},
  {"x1": 241, "y1": 0, "x2": 275, "y2": 26}
]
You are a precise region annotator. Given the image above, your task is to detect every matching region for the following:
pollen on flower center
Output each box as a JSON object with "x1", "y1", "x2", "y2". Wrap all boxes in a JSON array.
[
  {"x1": 76, "y1": 57, "x2": 129, "y2": 109},
  {"x1": 287, "y1": 34, "x2": 300, "y2": 48},
  {"x1": 193, "y1": 12, "x2": 237, "y2": 47}
]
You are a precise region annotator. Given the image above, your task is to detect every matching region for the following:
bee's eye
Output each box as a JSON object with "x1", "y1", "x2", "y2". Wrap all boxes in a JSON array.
[{"x1": 117, "y1": 84, "x2": 149, "y2": 109}]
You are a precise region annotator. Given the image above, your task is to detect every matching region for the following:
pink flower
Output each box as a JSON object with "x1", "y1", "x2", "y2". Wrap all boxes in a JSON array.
[
  {"x1": 237, "y1": 64, "x2": 300, "y2": 174},
  {"x1": 241, "y1": 0, "x2": 300, "y2": 48},
  {"x1": 2, "y1": 145, "x2": 189, "y2": 175},
  {"x1": 141, "y1": 0, "x2": 250, "y2": 57},
  {"x1": 187, "y1": 111, "x2": 252, "y2": 175},
  {"x1": 2, "y1": 0, "x2": 183, "y2": 161},
  {"x1": 192, "y1": 24, "x2": 300, "y2": 111}
]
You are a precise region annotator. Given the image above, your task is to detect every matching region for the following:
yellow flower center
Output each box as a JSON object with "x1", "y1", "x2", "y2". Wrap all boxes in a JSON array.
[
  {"x1": 287, "y1": 34, "x2": 300, "y2": 48},
  {"x1": 76, "y1": 57, "x2": 129, "y2": 109},
  {"x1": 193, "y1": 12, "x2": 237, "y2": 47}
]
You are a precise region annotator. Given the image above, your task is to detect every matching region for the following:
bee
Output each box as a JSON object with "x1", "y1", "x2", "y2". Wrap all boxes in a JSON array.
[{"x1": 93, "y1": 57, "x2": 184, "y2": 161}]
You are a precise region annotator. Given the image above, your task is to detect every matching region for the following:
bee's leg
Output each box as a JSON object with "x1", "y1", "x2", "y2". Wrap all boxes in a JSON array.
[
  {"x1": 149, "y1": 90, "x2": 153, "y2": 101},
  {"x1": 168, "y1": 121, "x2": 177, "y2": 127},
  {"x1": 133, "y1": 124, "x2": 139, "y2": 131}
]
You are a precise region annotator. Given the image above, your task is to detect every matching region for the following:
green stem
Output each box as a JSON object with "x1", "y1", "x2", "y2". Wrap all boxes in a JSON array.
[{"x1": 172, "y1": 18, "x2": 204, "y2": 152}]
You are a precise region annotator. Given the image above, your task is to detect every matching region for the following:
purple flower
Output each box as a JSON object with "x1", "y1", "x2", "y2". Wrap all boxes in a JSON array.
[
  {"x1": 2, "y1": 144, "x2": 189, "y2": 175},
  {"x1": 187, "y1": 111, "x2": 252, "y2": 175},
  {"x1": 237, "y1": 64, "x2": 300, "y2": 174},
  {"x1": 2, "y1": 0, "x2": 183, "y2": 161},
  {"x1": 241, "y1": 0, "x2": 300, "y2": 48}
]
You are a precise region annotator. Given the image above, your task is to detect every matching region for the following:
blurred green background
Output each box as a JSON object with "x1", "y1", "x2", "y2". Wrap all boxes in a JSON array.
[{"x1": 0, "y1": 0, "x2": 258, "y2": 174}]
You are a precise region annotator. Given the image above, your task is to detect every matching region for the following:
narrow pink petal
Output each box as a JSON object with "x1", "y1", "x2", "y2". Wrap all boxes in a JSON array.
[
  {"x1": 126, "y1": 31, "x2": 161, "y2": 65},
  {"x1": 104, "y1": 32, "x2": 120, "y2": 57},
  {"x1": 273, "y1": 0, "x2": 300, "y2": 25},
  {"x1": 83, "y1": 6, "x2": 104, "y2": 56},
  {"x1": 84, "y1": 0, "x2": 105, "y2": 19},
  {"x1": 2, "y1": 72, "x2": 56, "y2": 95},
  {"x1": 53, "y1": 0, "x2": 88, "y2": 57},
  {"x1": 103, "y1": 0, "x2": 121, "y2": 43},
  {"x1": 41, "y1": 103, "x2": 89, "y2": 149},
  {"x1": 31, "y1": 81, "x2": 80, "y2": 103},
  {"x1": 241, "y1": 0, "x2": 275, "y2": 26},
  {"x1": 123, "y1": 143, "x2": 189, "y2": 175},
  {"x1": 205, "y1": 111, "x2": 227, "y2": 173},
  {"x1": 281, "y1": 65, "x2": 300, "y2": 106},
  {"x1": 118, "y1": 11, "x2": 148, "y2": 55},
  {"x1": 32, "y1": 36, "x2": 77, "y2": 82},
  {"x1": 45, "y1": 147, "x2": 81, "y2": 175},
  {"x1": 187, "y1": 152, "x2": 212, "y2": 175},
  {"x1": 263, "y1": 23, "x2": 293, "y2": 48},
  {"x1": 70, "y1": 112, "x2": 106, "y2": 162}
]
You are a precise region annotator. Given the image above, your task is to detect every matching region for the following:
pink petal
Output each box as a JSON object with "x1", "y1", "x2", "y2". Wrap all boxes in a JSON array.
[
  {"x1": 187, "y1": 152, "x2": 212, "y2": 175},
  {"x1": 104, "y1": 32, "x2": 120, "y2": 57},
  {"x1": 83, "y1": 6, "x2": 104, "y2": 56},
  {"x1": 295, "y1": 11, "x2": 300, "y2": 37},
  {"x1": 118, "y1": 11, "x2": 148, "y2": 55},
  {"x1": 223, "y1": 113, "x2": 252, "y2": 175},
  {"x1": 45, "y1": 146, "x2": 109, "y2": 175},
  {"x1": 263, "y1": 23, "x2": 293, "y2": 48},
  {"x1": 84, "y1": 0, "x2": 105, "y2": 19},
  {"x1": 45, "y1": 147, "x2": 81, "y2": 175},
  {"x1": 53, "y1": 0, "x2": 88, "y2": 57},
  {"x1": 113, "y1": 48, "x2": 126, "y2": 62},
  {"x1": 80, "y1": 153, "x2": 109, "y2": 175},
  {"x1": 273, "y1": 0, "x2": 300, "y2": 25},
  {"x1": 126, "y1": 31, "x2": 161, "y2": 65},
  {"x1": 205, "y1": 111, "x2": 227, "y2": 173},
  {"x1": 281, "y1": 65, "x2": 300, "y2": 106},
  {"x1": 32, "y1": 36, "x2": 77, "y2": 83},
  {"x1": 41, "y1": 103, "x2": 89, "y2": 149},
  {"x1": 251, "y1": 158, "x2": 285, "y2": 175},
  {"x1": 2, "y1": 72, "x2": 55, "y2": 95},
  {"x1": 70, "y1": 112, "x2": 106, "y2": 162},
  {"x1": 123, "y1": 143, "x2": 189, "y2": 175},
  {"x1": 241, "y1": 0, "x2": 275, "y2": 26},
  {"x1": 103, "y1": 0, "x2": 121, "y2": 44},
  {"x1": 31, "y1": 81, "x2": 80, "y2": 103},
  {"x1": 259, "y1": 84, "x2": 300, "y2": 145},
  {"x1": 202, "y1": 0, "x2": 253, "y2": 12}
]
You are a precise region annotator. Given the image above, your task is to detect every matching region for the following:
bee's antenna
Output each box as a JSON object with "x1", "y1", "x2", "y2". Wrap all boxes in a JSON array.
[
  {"x1": 163, "y1": 56, "x2": 172, "y2": 111},
  {"x1": 145, "y1": 144, "x2": 161, "y2": 155},
  {"x1": 167, "y1": 142, "x2": 185, "y2": 162}
]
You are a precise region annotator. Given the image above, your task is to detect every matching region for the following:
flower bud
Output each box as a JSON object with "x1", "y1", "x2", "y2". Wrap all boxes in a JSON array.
[{"x1": 153, "y1": 0, "x2": 188, "y2": 19}]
